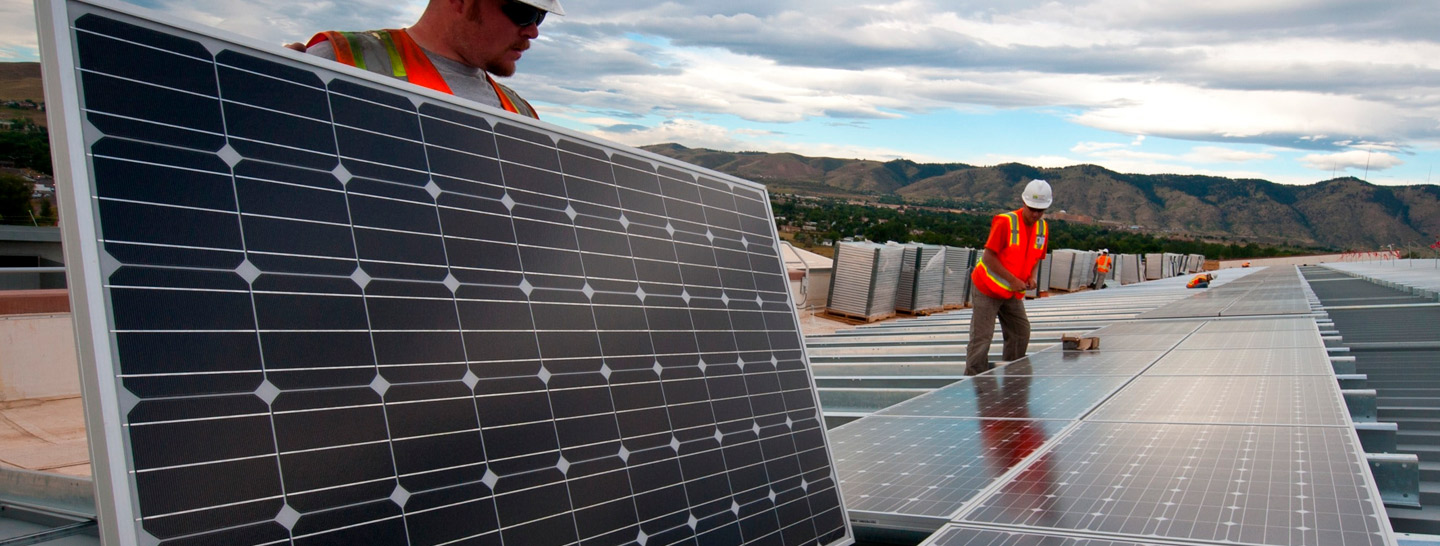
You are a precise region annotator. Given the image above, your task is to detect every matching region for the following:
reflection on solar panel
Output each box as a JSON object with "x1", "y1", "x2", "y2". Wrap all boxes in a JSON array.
[
  {"x1": 1087, "y1": 321, "x2": 1205, "y2": 336},
  {"x1": 991, "y1": 349, "x2": 1165, "y2": 376},
  {"x1": 38, "y1": 1, "x2": 850, "y2": 544},
  {"x1": 1088, "y1": 376, "x2": 1349, "y2": 426},
  {"x1": 1071, "y1": 333, "x2": 1186, "y2": 351},
  {"x1": 830, "y1": 417, "x2": 1069, "y2": 520},
  {"x1": 957, "y1": 422, "x2": 1389, "y2": 546},
  {"x1": 926, "y1": 525, "x2": 1153, "y2": 546},
  {"x1": 1145, "y1": 348, "x2": 1335, "y2": 376},
  {"x1": 875, "y1": 375, "x2": 1132, "y2": 420}
]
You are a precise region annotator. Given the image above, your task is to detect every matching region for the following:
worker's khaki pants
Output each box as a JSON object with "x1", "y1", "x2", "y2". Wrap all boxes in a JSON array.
[{"x1": 965, "y1": 290, "x2": 1031, "y2": 376}]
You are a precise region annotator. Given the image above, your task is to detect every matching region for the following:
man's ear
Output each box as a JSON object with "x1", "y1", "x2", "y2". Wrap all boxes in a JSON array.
[{"x1": 445, "y1": 0, "x2": 474, "y2": 16}]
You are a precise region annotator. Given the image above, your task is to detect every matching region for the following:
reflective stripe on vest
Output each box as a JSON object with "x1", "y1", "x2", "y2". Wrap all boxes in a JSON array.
[
  {"x1": 1002, "y1": 212, "x2": 1020, "y2": 246},
  {"x1": 307, "y1": 29, "x2": 540, "y2": 119},
  {"x1": 974, "y1": 258, "x2": 1013, "y2": 292},
  {"x1": 1002, "y1": 212, "x2": 1048, "y2": 250},
  {"x1": 972, "y1": 212, "x2": 1048, "y2": 299}
]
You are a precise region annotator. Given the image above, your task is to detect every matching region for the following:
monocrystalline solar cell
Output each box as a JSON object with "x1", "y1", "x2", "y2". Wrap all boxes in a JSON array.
[
  {"x1": 958, "y1": 422, "x2": 1390, "y2": 546},
  {"x1": 1086, "y1": 321, "x2": 1205, "y2": 336},
  {"x1": 830, "y1": 417, "x2": 1071, "y2": 520},
  {"x1": 923, "y1": 525, "x2": 1155, "y2": 546},
  {"x1": 1178, "y1": 330, "x2": 1322, "y2": 350},
  {"x1": 1073, "y1": 333, "x2": 1188, "y2": 352},
  {"x1": 38, "y1": 1, "x2": 850, "y2": 544},
  {"x1": 1087, "y1": 376, "x2": 1349, "y2": 426},
  {"x1": 995, "y1": 349, "x2": 1166, "y2": 376},
  {"x1": 1144, "y1": 347, "x2": 1335, "y2": 376},
  {"x1": 875, "y1": 375, "x2": 1132, "y2": 420},
  {"x1": 1196, "y1": 317, "x2": 1317, "y2": 333}
]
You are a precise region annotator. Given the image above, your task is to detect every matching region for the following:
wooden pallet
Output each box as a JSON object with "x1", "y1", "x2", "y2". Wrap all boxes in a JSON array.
[
  {"x1": 822, "y1": 309, "x2": 893, "y2": 324},
  {"x1": 896, "y1": 307, "x2": 946, "y2": 317}
]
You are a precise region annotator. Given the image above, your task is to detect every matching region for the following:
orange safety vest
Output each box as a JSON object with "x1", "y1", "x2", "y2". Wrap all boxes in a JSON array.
[
  {"x1": 1095, "y1": 254, "x2": 1112, "y2": 274},
  {"x1": 972, "y1": 210, "x2": 1048, "y2": 299},
  {"x1": 1187, "y1": 274, "x2": 1210, "y2": 288},
  {"x1": 306, "y1": 29, "x2": 539, "y2": 119}
]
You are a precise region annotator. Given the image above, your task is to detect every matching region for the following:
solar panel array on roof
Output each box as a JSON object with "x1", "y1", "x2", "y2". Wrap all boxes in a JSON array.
[
  {"x1": 37, "y1": 1, "x2": 851, "y2": 544},
  {"x1": 958, "y1": 423, "x2": 1386, "y2": 546},
  {"x1": 828, "y1": 268, "x2": 1393, "y2": 546},
  {"x1": 1139, "y1": 267, "x2": 1313, "y2": 319}
]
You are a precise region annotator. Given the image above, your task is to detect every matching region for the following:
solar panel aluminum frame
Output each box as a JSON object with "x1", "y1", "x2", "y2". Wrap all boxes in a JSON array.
[{"x1": 37, "y1": 0, "x2": 855, "y2": 544}]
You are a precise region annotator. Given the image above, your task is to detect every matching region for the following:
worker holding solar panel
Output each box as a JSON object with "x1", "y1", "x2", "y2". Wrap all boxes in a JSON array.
[
  {"x1": 295, "y1": 0, "x2": 562, "y2": 119},
  {"x1": 965, "y1": 180, "x2": 1052, "y2": 376}
]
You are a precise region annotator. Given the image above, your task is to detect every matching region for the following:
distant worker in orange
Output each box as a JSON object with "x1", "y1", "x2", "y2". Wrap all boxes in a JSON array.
[
  {"x1": 967, "y1": 180, "x2": 1052, "y2": 376},
  {"x1": 1092, "y1": 249, "x2": 1111, "y2": 290},
  {"x1": 1242, "y1": 261, "x2": 1251, "y2": 268},
  {"x1": 1187, "y1": 273, "x2": 1215, "y2": 289}
]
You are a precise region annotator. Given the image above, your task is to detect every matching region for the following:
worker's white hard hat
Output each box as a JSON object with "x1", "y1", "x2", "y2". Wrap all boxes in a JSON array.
[
  {"x1": 1022, "y1": 179, "x2": 1053, "y2": 209},
  {"x1": 516, "y1": 0, "x2": 565, "y2": 15}
]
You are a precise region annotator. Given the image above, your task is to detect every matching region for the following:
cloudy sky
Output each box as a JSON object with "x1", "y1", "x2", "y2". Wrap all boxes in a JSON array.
[{"x1": 8, "y1": 0, "x2": 1440, "y2": 186}]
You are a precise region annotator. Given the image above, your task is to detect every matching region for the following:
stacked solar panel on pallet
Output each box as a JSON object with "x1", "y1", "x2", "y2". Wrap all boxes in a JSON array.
[
  {"x1": 941, "y1": 246, "x2": 976, "y2": 309},
  {"x1": 896, "y1": 244, "x2": 947, "y2": 313},
  {"x1": 1048, "y1": 250, "x2": 1077, "y2": 291},
  {"x1": 1144, "y1": 253, "x2": 1164, "y2": 280},
  {"x1": 1027, "y1": 253, "x2": 1051, "y2": 298},
  {"x1": 1118, "y1": 253, "x2": 1142, "y2": 284},
  {"x1": 827, "y1": 241, "x2": 904, "y2": 320},
  {"x1": 1164, "y1": 252, "x2": 1184, "y2": 277}
]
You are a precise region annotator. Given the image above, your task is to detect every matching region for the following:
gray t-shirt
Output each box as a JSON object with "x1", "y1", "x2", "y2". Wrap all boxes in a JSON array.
[{"x1": 306, "y1": 38, "x2": 506, "y2": 111}]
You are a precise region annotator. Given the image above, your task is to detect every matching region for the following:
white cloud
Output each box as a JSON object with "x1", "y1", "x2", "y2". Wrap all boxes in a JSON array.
[
  {"x1": 1299, "y1": 150, "x2": 1404, "y2": 172},
  {"x1": 1184, "y1": 146, "x2": 1275, "y2": 163},
  {"x1": 1072, "y1": 141, "x2": 1127, "y2": 154},
  {"x1": 1, "y1": 0, "x2": 41, "y2": 60}
]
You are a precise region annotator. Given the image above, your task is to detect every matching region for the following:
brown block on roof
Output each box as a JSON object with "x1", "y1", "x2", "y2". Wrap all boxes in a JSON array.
[{"x1": 0, "y1": 289, "x2": 70, "y2": 315}]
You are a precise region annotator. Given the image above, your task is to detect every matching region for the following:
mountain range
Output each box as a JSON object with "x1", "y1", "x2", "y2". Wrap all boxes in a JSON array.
[{"x1": 643, "y1": 143, "x2": 1440, "y2": 250}]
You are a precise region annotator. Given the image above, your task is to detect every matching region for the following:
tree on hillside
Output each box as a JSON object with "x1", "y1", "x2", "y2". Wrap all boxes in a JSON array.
[
  {"x1": 0, "y1": 173, "x2": 34, "y2": 225},
  {"x1": 0, "y1": 122, "x2": 52, "y2": 174}
]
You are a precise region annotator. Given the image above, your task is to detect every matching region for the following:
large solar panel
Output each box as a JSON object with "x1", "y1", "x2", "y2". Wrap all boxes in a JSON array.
[
  {"x1": 956, "y1": 422, "x2": 1390, "y2": 546},
  {"x1": 991, "y1": 349, "x2": 1165, "y2": 376},
  {"x1": 875, "y1": 375, "x2": 1132, "y2": 420},
  {"x1": 923, "y1": 525, "x2": 1156, "y2": 546},
  {"x1": 1144, "y1": 348, "x2": 1335, "y2": 376},
  {"x1": 1087, "y1": 376, "x2": 1350, "y2": 426},
  {"x1": 829, "y1": 417, "x2": 1070, "y2": 520},
  {"x1": 1177, "y1": 330, "x2": 1321, "y2": 350},
  {"x1": 1195, "y1": 317, "x2": 1319, "y2": 333},
  {"x1": 1085, "y1": 321, "x2": 1205, "y2": 336},
  {"x1": 1138, "y1": 268, "x2": 1314, "y2": 319},
  {"x1": 37, "y1": 1, "x2": 851, "y2": 544}
]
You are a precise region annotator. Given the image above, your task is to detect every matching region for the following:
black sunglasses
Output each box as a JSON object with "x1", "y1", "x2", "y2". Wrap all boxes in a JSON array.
[
  {"x1": 1026, "y1": 206, "x2": 1047, "y2": 214},
  {"x1": 500, "y1": 0, "x2": 547, "y2": 27}
]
